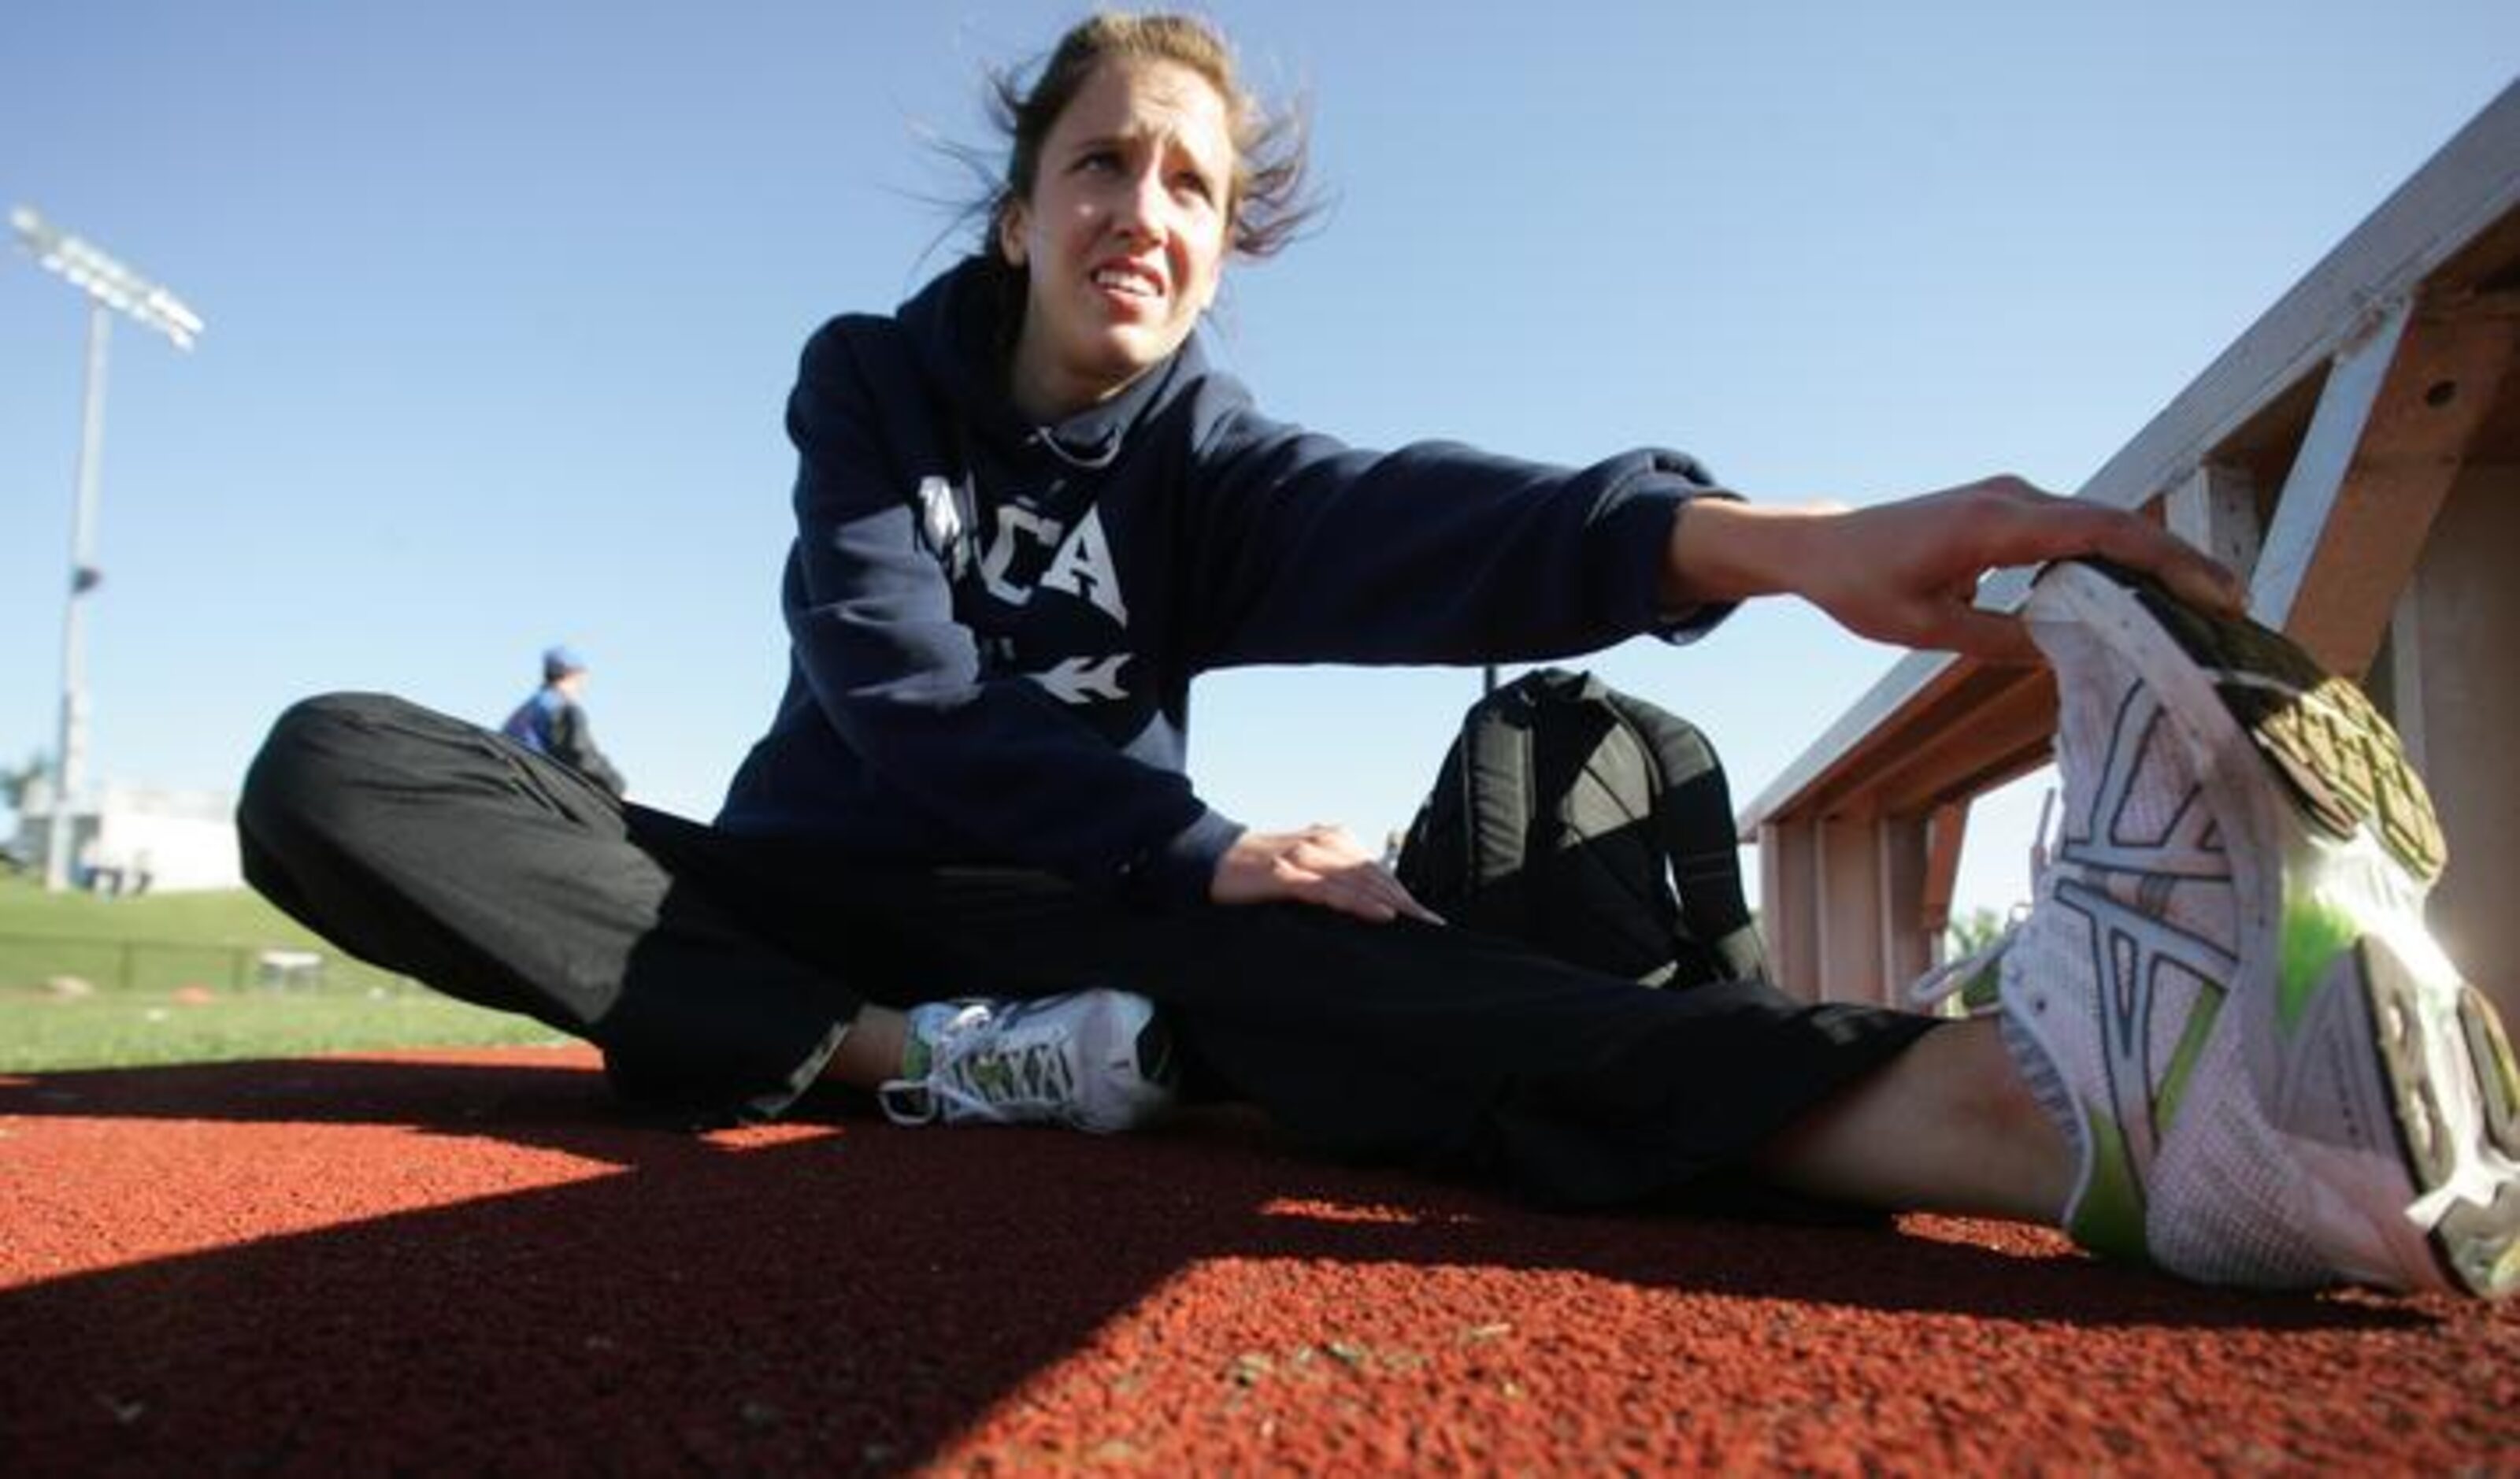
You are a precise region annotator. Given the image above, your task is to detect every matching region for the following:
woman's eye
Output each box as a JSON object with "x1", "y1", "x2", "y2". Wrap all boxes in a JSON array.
[
  {"x1": 1173, "y1": 172, "x2": 1214, "y2": 202},
  {"x1": 1076, "y1": 150, "x2": 1120, "y2": 173}
]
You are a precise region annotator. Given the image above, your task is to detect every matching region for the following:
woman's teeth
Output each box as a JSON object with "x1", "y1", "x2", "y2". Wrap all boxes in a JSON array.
[{"x1": 1094, "y1": 269, "x2": 1158, "y2": 298}]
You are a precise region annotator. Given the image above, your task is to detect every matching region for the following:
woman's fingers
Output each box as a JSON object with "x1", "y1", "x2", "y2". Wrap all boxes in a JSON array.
[
  {"x1": 1319, "y1": 857, "x2": 1443, "y2": 925},
  {"x1": 1802, "y1": 480, "x2": 2248, "y2": 658},
  {"x1": 1229, "y1": 825, "x2": 1446, "y2": 925},
  {"x1": 1283, "y1": 835, "x2": 1410, "y2": 921}
]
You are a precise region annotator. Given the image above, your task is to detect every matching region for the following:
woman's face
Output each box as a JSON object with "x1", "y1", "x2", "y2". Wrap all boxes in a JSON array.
[{"x1": 1000, "y1": 57, "x2": 1233, "y2": 421}]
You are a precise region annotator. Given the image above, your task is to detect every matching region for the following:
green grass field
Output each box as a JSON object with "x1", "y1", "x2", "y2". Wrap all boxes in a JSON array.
[{"x1": 0, "y1": 871, "x2": 561, "y2": 1072}]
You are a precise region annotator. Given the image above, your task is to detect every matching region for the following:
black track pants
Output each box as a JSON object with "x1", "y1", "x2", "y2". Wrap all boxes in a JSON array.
[{"x1": 238, "y1": 692, "x2": 1936, "y2": 1207}]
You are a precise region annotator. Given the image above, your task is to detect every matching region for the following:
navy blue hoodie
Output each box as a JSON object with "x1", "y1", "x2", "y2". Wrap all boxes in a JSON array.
[{"x1": 716, "y1": 257, "x2": 1735, "y2": 910}]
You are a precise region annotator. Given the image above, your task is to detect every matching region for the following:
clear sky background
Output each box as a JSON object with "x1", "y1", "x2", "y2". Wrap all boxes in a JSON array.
[{"x1": 4, "y1": 2, "x2": 2514, "y2": 920}]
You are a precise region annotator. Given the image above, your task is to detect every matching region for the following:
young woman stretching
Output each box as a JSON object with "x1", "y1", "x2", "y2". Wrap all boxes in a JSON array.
[{"x1": 240, "y1": 13, "x2": 2514, "y2": 1298}]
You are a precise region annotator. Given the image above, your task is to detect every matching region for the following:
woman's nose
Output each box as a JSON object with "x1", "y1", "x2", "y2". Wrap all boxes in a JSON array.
[{"x1": 1109, "y1": 169, "x2": 1167, "y2": 243}]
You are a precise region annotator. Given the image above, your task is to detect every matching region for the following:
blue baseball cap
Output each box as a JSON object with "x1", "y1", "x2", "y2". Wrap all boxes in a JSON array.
[{"x1": 543, "y1": 644, "x2": 587, "y2": 680}]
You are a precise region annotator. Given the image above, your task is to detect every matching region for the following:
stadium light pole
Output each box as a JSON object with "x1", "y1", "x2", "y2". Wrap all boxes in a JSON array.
[{"x1": 9, "y1": 206, "x2": 204, "y2": 892}]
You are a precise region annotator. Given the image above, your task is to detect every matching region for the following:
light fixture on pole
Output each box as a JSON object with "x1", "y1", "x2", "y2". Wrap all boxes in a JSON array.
[{"x1": 10, "y1": 206, "x2": 205, "y2": 892}]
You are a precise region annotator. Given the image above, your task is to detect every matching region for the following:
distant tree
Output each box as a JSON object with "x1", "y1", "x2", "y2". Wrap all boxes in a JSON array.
[
  {"x1": 0, "y1": 753, "x2": 44, "y2": 810},
  {"x1": 1944, "y1": 905, "x2": 2011, "y2": 960},
  {"x1": 1924, "y1": 905, "x2": 2019, "y2": 1017},
  {"x1": 0, "y1": 753, "x2": 40, "y2": 873}
]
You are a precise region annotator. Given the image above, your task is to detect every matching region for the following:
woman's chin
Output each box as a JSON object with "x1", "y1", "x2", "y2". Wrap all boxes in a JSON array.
[{"x1": 1082, "y1": 338, "x2": 1178, "y2": 390}]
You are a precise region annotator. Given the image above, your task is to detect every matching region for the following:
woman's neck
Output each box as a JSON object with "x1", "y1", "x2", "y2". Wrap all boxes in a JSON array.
[{"x1": 1006, "y1": 339, "x2": 1139, "y2": 426}]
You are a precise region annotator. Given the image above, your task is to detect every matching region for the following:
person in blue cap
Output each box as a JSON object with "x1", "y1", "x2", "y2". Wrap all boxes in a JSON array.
[{"x1": 500, "y1": 644, "x2": 625, "y2": 799}]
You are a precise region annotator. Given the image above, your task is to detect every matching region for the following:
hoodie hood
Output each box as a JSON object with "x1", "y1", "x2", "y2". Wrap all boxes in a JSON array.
[{"x1": 898, "y1": 255, "x2": 1204, "y2": 471}]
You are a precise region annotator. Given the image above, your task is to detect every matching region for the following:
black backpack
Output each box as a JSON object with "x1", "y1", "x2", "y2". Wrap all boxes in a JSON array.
[{"x1": 1395, "y1": 667, "x2": 1767, "y2": 989}]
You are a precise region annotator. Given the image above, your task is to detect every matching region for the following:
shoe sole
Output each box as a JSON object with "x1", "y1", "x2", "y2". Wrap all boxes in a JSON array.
[
  {"x1": 2361, "y1": 939, "x2": 2520, "y2": 1296},
  {"x1": 2033, "y1": 558, "x2": 2518, "y2": 1298}
]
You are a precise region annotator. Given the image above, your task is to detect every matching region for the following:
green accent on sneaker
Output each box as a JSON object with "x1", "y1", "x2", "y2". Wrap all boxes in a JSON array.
[
  {"x1": 2278, "y1": 895, "x2": 2359, "y2": 1035},
  {"x1": 2069, "y1": 1098, "x2": 2151, "y2": 1264},
  {"x1": 2490, "y1": 1240, "x2": 2520, "y2": 1295},
  {"x1": 2155, "y1": 986, "x2": 2223, "y2": 1132}
]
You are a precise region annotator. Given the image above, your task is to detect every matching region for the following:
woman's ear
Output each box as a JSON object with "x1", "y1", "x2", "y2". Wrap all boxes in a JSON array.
[{"x1": 995, "y1": 202, "x2": 1030, "y2": 269}]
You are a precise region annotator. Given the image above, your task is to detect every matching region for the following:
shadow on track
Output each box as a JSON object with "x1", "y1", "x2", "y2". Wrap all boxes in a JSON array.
[{"x1": 0, "y1": 1053, "x2": 2439, "y2": 1473}]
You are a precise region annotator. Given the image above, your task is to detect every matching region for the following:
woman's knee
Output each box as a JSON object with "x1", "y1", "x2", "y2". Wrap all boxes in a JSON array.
[{"x1": 239, "y1": 692, "x2": 430, "y2": 834}]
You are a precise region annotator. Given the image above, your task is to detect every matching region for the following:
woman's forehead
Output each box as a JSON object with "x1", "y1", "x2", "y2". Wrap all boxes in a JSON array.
[{"x1": 1057, "y1": 58, "x2": 1232, "y2": 159}]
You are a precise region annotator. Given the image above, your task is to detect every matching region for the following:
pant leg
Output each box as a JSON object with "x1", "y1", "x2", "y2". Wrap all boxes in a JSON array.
[
  {"x1": 236, "y1": 692, "x2": 858, "y2": 1119},
  {"x1": 708, "y1": 859, "x2": 1936, "y2": 1209},
  {"x1": 1146, "y1": 906, "x2": 1938, "y2": 1207}
]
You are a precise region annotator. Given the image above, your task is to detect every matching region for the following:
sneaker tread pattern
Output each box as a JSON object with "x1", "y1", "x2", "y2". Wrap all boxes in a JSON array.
[{"x1": 2085, "y1": 559, "x2": 2446, "y2": 881}]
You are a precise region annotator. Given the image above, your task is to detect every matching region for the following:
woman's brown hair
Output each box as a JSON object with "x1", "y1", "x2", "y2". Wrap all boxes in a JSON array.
[{"x1": 980, "y1": 11, "x2": 1318, "y2": 264}]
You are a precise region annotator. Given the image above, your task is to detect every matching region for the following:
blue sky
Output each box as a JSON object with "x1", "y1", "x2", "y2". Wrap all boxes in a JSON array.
[{"x1": 4, "y1": 2, "x2": 2514, "y2": 918}]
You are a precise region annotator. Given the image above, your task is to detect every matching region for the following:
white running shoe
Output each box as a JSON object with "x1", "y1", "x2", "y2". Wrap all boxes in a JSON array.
[
  {"x1": 879, "y1": 989, "x2": 1178, "y2": 1134},
  {"x1": 1999, "y1": 559, "x2": 2518, "y2": 1296}
]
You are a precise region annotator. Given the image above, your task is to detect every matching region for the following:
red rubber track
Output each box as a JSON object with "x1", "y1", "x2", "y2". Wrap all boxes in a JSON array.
[{"x1": 4, "y1": 1046, "x2": 2514, "y2": 1474}]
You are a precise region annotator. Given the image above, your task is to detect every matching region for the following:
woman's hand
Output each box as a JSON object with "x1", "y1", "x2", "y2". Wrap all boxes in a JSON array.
[
  {"x1": 1210, "y1": 824, "x2": 1444, "y2": 925},
  {"x1": 1666, "y1": 476, "x2": 2248, "y2": 662}
]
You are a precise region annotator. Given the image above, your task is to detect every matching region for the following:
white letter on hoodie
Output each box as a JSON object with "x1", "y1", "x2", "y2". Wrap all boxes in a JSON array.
[
  {"x1": 1038, "y1": 506, "x2": 1129, "y2": 626},
  {"x1": 980, "y1": 506, "x2": 1062, "y2": 607}
]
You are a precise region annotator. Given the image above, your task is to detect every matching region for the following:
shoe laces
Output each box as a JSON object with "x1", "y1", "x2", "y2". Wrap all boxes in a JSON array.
[
  {"x1": 1910, "y1": 786, "x2": 2056, "y2": 1014},
  {"x1": 877, "y1": 1003, "x2": 1082, "y2": 1129},
  {"x1": 1909, "y1": 913, "x2": 2024, "y2": 1014}
]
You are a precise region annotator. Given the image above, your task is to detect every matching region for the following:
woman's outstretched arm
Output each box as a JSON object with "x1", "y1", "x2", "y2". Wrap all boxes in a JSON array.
[{"x1": 1659, "y1": 475, "x2": 2246, "y2": 662}]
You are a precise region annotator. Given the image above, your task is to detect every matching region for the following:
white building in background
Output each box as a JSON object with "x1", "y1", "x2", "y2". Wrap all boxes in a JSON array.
[{"x1": 10, "y1": 779, "x2": 243, "y2": 894}]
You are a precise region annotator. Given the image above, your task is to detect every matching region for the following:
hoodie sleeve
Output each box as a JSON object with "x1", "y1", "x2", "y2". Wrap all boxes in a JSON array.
[
  {"x1": 780, "y1": 320, "x2": 1241, "y2": 909},
  {"x1": 1176, "y1": 394, "x2": 1738, "y2": 671}
]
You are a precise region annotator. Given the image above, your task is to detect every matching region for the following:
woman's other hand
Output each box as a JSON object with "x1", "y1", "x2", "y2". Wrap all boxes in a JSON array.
[{"x1": 1210, "y1": 824, "x2": 1445, "y2": 924}]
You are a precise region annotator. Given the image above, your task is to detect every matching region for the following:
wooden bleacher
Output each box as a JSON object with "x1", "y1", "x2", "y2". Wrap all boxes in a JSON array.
[{"x1": 1740, "y1": 82, "x2": 2520, "y2": 1017}]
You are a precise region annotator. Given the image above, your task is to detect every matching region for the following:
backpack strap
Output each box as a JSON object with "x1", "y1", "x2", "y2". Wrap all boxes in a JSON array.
[
  {"x1": 1450, "y1": 671, "x2": 1551, "y2": 941},
  {"x1": 1598, "y1": 684, "x2": 1769, "y2": 984}
]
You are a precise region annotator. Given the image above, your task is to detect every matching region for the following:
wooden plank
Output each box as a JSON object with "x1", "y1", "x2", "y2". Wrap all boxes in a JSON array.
[
  {"x1": 1817, "y1": 816, "x2": 1886, "y2": 1004},
  {"x1": 1748, "y1": 661, "x2": 2055, "y2": 830},
  {"x1": 1861, "y1": 669, "x2": 2058, "y2": 819},
  {"x1": 1879, "y1": 816, "x2": 1934, "y2": 1002},
  {"x1": 2257, "y1": 299, "x2": 2518, "y2": 673},
  {"x1": 1759, "y1": 818, "x2": 1820, "y2": 1000},
  {"x1": 1921, "y1": 800, "x2": 1969, "y2": 947},
  {"x1": 2165, "y1": 462, "x2": 2264, "y2": 576},
  {"x1": 2397, "y1": 463, "x2": 2520, "y2": 1019},
  {"x1": 2251, "y1": 297, "x2": 2414, "y2": 632}
]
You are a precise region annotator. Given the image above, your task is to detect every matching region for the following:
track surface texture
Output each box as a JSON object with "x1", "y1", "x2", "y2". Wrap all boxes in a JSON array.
[{"x1": 5, "y1": 1046, "x2": 2515, "y2": 1475}]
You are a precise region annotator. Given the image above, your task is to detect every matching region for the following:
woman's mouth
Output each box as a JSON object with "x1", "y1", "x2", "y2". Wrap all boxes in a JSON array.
[{"x1": 1091, "y1": 265, "x2": 1164, "y2": 303}]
